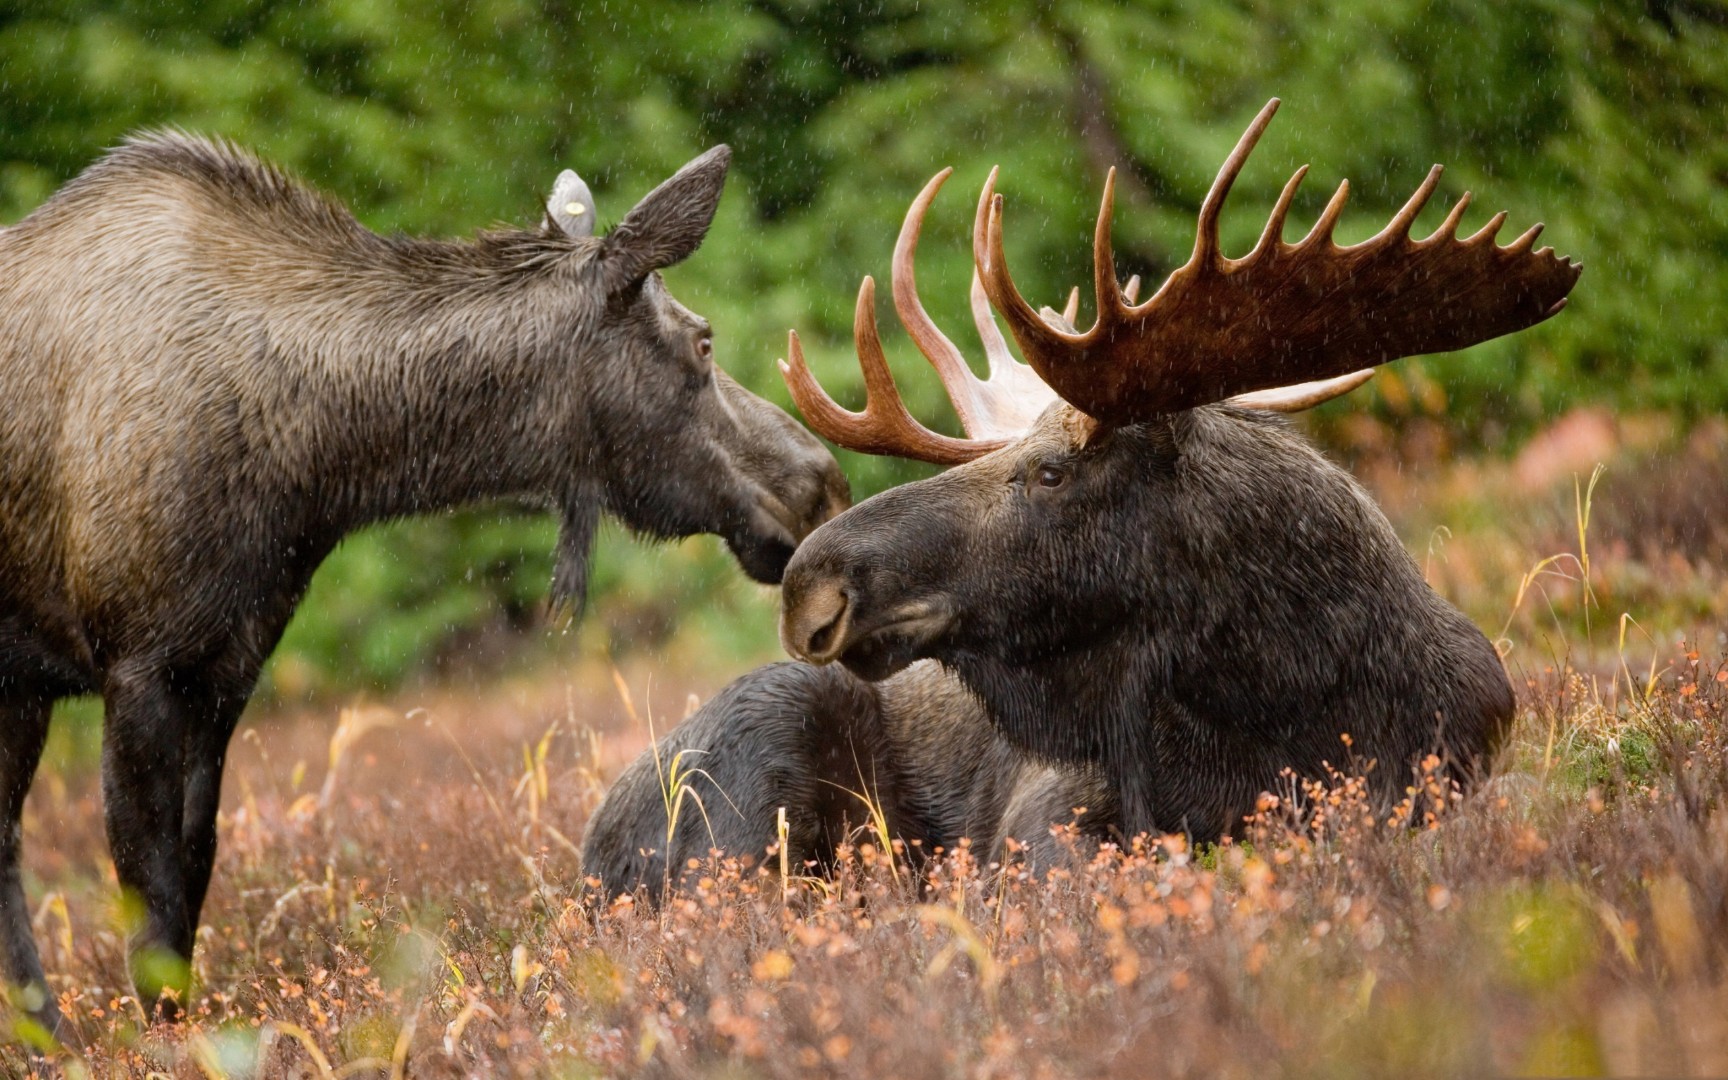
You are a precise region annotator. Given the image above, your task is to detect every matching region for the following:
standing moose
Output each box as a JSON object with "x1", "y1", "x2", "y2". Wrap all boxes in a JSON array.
[
  {"x1": 583, "y1": 99, "x2": 1580, "y2": 899},
  {"x1": 0, "y1": 136, "x2": 848, "y2": 1033}
]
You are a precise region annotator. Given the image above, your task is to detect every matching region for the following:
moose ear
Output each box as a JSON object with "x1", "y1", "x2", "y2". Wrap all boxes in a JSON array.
[
  {"x1": 600, "y1": 145, "x2": 730, "y2": 290},
  {"x1": 544, "y1": 169, "x2": 596, "y2": 238}
]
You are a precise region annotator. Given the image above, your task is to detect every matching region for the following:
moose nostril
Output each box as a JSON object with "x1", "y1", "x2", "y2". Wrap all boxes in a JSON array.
[
  {"x1": 783, "y1": 577, "x2": 852, "y2": 664},
  {"x1": 805, "y1": 587, "x2": 849, "y2": 657}
]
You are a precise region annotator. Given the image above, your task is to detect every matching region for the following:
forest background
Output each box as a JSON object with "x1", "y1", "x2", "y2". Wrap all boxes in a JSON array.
[{"x1": 2, "y1": 0, "x2": 1722, "y2": 700}]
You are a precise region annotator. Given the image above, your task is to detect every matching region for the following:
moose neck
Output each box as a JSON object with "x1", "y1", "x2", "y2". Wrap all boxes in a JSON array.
[{"x1": 243, "y1": 236, "x2": 601, "y2": 538}]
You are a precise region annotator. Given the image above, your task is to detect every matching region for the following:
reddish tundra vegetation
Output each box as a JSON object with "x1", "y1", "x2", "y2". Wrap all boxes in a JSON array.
[{"x1": 6, "y1": 431, "x2": 1728, "y2": 1078}]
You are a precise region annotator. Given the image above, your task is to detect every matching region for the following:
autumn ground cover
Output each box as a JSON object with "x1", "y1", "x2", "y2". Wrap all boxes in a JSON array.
[{"x1": 6, "y1": 418, "x2": 1728, "y2": 1078}]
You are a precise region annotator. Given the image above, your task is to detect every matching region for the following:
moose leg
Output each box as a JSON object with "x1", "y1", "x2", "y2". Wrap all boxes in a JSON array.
[
  {"x1": 179, "y1": 693, "x2": 248, "y2": 943},
  {"x1": 581, "y1": 662, "x2": 889, "y2": 901},
  {"x1": 100, "y1": 664, "x2": 194, "y2": 1018},
  {"x1": 0, "y1": 693, "x2": 62, "y2": 1039},
  {"x1": 996, "y1": 763, "x2": 1116, "y2": 874}
]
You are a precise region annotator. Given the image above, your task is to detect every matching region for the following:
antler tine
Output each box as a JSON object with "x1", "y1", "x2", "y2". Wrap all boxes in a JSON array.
[
  {"x1": 1231, "y1": 369, "x2": 1375, "y2": 412},
  {"x1": 852, "y1": 278, "x2": 913, "y2": 415},
  {"x1": 967, "y1": 269, "x2": 1064, "y2": 432},
  {"x1": 1429, "y1": 191, "x2": 1474, "y2": 241},
  {"x1": 1122, "y1": 275, "x2": 1141, "y2": 304},
  {"x1": 890, "y1": 167, "x2": 995, "y2": 439},
  {"x1": 1249, "y1": 165, "x2": 1309, "y2": 261},
  {"x1": 973, "y1": 169, "x2": 1086, "y2": 379},
  {"x1": 1464, "y1": 209, "x2": 1509, "y2": 246},
  {"x1": 1503, "y1": 221, "x2": 1545, "y2": 256},
  {"x1": 777, "y1": 282, "x2": 1000, "y2": 466},
  {"x1": 1382, "y1": 164, "x2": 1443, "y2": 241},
  {"x1": 1093, "y1": 167, "x2": 1122, "y2": 327},
  {"x1": 971, "y1": 167, "x2": 1001, "y2": 275},
  {"x1": 1299, "y1": 179, "x2": 1351, "y2": 248},
  {"x1": 1194, "y1": 97, "x2": 1282, "y2": 266},
  {"x1": 969, "y1": 269, "x2": 1018, "y2": 376},
  {"x1": 778, "y1": 330, "x2": 865, "y2": 448}
]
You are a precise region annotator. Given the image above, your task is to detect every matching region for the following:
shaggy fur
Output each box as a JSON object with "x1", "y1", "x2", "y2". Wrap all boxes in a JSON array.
[
  {"x1": 783, "y1": 403, "x2": 1513, "y2": 839},
  {"x1": 584, "y1": 401, "x2": 1512, "y2": 900},
  {"x1": 0, "y1": 135, "x2": 847, "y2": 1031},
  {"x1": 581, "y1": 660, "x2": 1112, "y2": 899}
]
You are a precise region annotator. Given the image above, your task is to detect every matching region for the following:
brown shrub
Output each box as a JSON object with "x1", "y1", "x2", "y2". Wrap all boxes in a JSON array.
[{"x1": 6, "y1": 652, "x2": 1727, "y2": 1077}]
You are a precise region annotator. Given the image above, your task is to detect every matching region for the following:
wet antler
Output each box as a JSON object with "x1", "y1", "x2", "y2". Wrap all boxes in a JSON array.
[
  {"x1": 974, "y1": 97, "x2": 1583, "y2": 425},
  {"x1": 779, "y1": 169, "x2": 1061, "y2": 464},
  {"x1": 780, "y1": 165, "x2": 1389, "y2": 463}
]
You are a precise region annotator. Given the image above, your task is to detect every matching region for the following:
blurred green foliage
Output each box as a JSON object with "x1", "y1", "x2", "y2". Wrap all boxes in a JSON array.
[{"x1": 2, "y1": 0, "x2": 1722, "y2": 696}]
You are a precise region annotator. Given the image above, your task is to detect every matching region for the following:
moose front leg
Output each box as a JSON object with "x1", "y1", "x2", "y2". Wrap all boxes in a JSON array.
[
  {"x1": 0, "y1": 692, "x2": 62, "y2": 1042},
  {"x1": 101, "y1": 664, "x2": 195, "y2": 1018}
]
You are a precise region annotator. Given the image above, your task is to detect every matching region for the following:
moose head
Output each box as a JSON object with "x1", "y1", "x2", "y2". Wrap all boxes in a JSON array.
[{"x1": 493, "y1": 145, "x2": 853, "y2": 598}]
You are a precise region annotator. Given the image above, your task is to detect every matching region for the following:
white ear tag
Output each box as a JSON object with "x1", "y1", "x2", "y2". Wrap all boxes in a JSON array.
[{"x1": 546, "y1": 169, "x2": 596, "y2": 238}]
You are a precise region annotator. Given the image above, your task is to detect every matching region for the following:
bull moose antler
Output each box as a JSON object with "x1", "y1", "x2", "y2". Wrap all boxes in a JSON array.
[
  {"x1": 978, "y1": 97, "x2": 1582, "y2": 424},
  {"x1": 782, "y1": 97, "x2": 1581, "y2": 462},
  {"x1": 779, "y1": 168, "x2": 1062, "y2": 465}
]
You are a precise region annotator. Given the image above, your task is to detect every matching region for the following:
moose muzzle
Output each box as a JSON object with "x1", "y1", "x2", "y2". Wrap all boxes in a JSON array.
[{"x1": 779, "y1": 492, "x2": 961, "y2": 680}]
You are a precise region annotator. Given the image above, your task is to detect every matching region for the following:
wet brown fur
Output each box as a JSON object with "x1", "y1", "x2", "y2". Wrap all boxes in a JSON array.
[
  {"x1": 0, "y1": 134, "x2": 848, "y2": 1033},
  {"x1": 584, "y1": 400, "x2": 1515, "y2": 902}
]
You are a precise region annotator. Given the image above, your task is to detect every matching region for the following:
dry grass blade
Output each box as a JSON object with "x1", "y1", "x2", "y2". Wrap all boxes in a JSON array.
[
  {"x1": 819, "y1": 773, "x2": 901, "y2": 883},
  {"x1": 916, "y1": 904, "x2": 1002, "y2": 1007},
  {"x1": 270, "y1": 1021, "x2": 335, "y2": 1078},
  {"x1": 317, "y1": 706, "x2": 399, "y2": 813},
  {"x1": 442, "y1": 996, "x2": 498, "y2": 1058}
]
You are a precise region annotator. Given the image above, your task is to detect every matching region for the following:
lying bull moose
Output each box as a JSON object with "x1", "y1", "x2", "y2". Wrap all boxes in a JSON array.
[
  {"x1": 0, "y1": 137, "x2": 848, "y2": 1034},
  {"x1": 584, "y1": 98, "x2": 1581, "y2": 899}
]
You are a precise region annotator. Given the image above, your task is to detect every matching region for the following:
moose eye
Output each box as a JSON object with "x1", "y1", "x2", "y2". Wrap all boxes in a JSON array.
[
  {"x1": 1034, "y1": 464, "x2": 1066, "y2": 490},
  {"x1": 696, "y1": 335, "x2": 713, "y2": 360}
]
